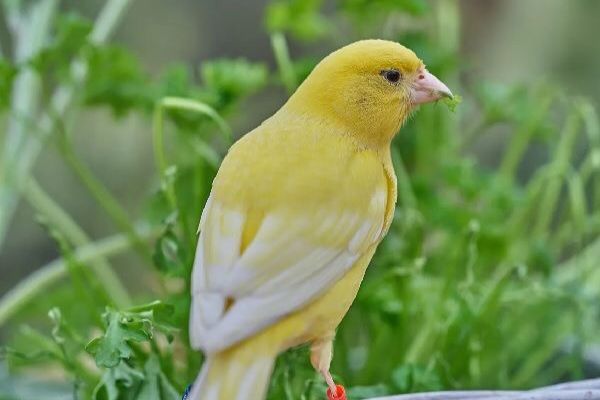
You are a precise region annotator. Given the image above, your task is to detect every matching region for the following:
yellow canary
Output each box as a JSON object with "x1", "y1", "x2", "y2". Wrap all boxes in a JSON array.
[{"x1": 188, "y1": 39, "x2": 452, "y2": 400}]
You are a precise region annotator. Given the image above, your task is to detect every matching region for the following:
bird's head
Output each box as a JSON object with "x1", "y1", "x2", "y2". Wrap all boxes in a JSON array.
[{"x1": 285, "y1": 39, "x2": 452, "y2": 149}]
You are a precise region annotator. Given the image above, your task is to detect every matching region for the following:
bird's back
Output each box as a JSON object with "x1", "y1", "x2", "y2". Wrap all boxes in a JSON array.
[{"x1": 212, "y1": 113, "x2": 390, "y2": 217}]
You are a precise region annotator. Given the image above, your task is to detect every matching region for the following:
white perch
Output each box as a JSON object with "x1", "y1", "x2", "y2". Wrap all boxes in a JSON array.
[{"x1": 369, "y1": 378, "x2": 600, "y2": 400}]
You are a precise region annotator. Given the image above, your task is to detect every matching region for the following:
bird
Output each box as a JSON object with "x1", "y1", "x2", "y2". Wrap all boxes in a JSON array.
[{"x1": 187, "y1": 39, "x2": 452, "y2": 400}]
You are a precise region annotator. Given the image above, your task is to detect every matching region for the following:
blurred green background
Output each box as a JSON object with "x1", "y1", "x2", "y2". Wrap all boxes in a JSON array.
[
  {"x1": 2, "y1": 0, "x2": 600, "y2": 286},
  {"x1": 0, "y1": 0, "x2": 599, "y2": 399}
]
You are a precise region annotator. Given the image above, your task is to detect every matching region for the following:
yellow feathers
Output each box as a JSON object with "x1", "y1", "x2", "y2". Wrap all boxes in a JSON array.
[
  {"x1": 214, "y1": 124, "x2": 386, "y2": 213},
  {"x1": 187, "y1": 39, "x2": 452, "y2": 400},
  {"x1": 286, "y1": 40, "x2": 424, "y2": 148}
]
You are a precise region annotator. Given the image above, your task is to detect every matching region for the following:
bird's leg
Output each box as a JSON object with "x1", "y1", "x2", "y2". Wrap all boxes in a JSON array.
[{"x1": 310, "y1": 336, "x2": 337, "y2": 395}]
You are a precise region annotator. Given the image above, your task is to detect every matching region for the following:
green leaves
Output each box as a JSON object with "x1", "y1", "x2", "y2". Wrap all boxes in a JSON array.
[
  {"x1": 442, "y1": 94, "x2": 462, "y2": 113},
  {"x1": 0, "y1": 61, "x2": 17, "y2": 110},
  {"x1": 201, "y1": 58, "x2": 268, "y2": 103},
  {"x1": 391, "y1": 364, "x2": 443, "y2": 393},
  {"x1": 266, "y1": 0, "x2": 330, "y2": 40},
  {"x1": 82, "y1": 45, "x2": 269, "y2": 133},
  {"x1": 153, "y1": 227, "x2": 188, "y2": 277},
  {"x1": 93, "y1": 361, "x2": 145, "y2": 400},
  {"x1": 136, "y1": 355, "x2": 180, "y2": 400},
  {"x1": 86, "y1": 309, "x2": 150, "y2": 369},
  {"x1": 86, "y1": 302, "x2": 177, "y2": 369},
  {"x1": 30, "y1": 14, "x2": 93, "y2": 80},
  {"x1": 127, "y1": 301, "x2": 179, "y2": 339},
  {"x1": 83, "y1": 303, "x2": 180, "y2": 398},
  {"x1": 1, "y1": 301, "x2": 181, "y2": 400},
  {"x1": 83, "y1": 45, "x2": 152, "y2": 116},
  {"x1": 345, "y1": 384, "x2": 390, "y2": 400},
  {"x1": 290, "y1": 56, "x2": 319, "y2": 84},
  {"x1": 265, "y1": 0, "x2": 429, "y2": 43},
  {"x1": 91, "y1": 355, "x2": 179, "y2": 400},
  {"x1": 341, "y1": 0, "x2": 429, "y2": 18}
]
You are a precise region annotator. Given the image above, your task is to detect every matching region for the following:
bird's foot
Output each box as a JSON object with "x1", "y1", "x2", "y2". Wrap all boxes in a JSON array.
[
  {"x1": 310, "y1": 336, "x2": 344, "y2": 398},
  {"x1": 325, "y1": 382, "x2": 346, "y2": 400},
  {"x1": 324, "y1": 370, "x2": 336, "y2": 395}
]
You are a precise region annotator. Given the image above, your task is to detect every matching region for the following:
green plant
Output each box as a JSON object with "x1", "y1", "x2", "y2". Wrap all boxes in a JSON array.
[{"x1": 0, "y1": 1, "x2": 599, "y2": 400}]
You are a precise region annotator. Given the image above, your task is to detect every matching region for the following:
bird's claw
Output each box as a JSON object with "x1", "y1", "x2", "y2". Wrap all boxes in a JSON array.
[{"x1": 324, "y1": 371, "x2": 336, "y2": 395}]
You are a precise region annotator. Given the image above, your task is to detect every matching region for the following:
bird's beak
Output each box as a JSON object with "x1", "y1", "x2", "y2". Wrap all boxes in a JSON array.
[{"x1": 410, "y1": 68, "x2": 453, "y2": 105}]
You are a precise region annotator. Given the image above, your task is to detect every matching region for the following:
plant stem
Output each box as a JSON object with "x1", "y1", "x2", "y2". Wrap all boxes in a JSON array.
[
  {"x1": 152, "y1": 99, "x2": 176, "y2": 211},
  {"x1": 271, "y1": 32, "x2": 297, "y2": 94},
  {"x1": 579, "y1": 99, "x2": 600, "y2": 208},
  {"x1": 509, "y1": 317, "x2": 572, "y2": 388},
  {"x1": 152, "y1": 96, "x2": 231, "y2": 241},
  {"x1": 153, "y1": 97, "x2": 232, "y2": 209},
  {"x1": 0, "y1": 224, "x2": 157, "y2": 328},
  {"x1": 534, "y1": 108, "x2": 581, "y2": 237},
  {"x1": 56, "y1": 132, "x2": 152, "y2": 260},
  {"x1": 436, "y1": 0, "x2": 460, "y2": 56},
  {"x1": 436, "y1": 0, "x2": 460, "y2": 152},
  {"x1": 499, "y1": 90, "x2": 554, "y2": 184},
  {"x1": 404, "y1": 323, "x2": 433, "y2": 364},
  {"x1": 3, "y1": 0, "x2": 58, "y2": 159},
  {"x1": 88, "y1": 0, "x2": 133, "y2": 44},
  {"x1": 566, "y1": 171, "x2": 587, "y2": 236},
  {"x1": 23, "y1": 178, "x2": 131, "y2": 307},
  {"x1": 0, "y1": 0, "x2": 134, "y2": 250},
  {"x1": 507, "y1": 166, "x2": 550, "y2": 239},
  {"x1": 555, "y1": 235, "x2": 600, "y2": 290},
  {"x1": 0, "y1": 0, "x2": 58, "y2": 246}
]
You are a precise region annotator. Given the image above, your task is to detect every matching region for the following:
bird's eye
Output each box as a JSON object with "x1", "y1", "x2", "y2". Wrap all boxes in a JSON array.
[{"x1": 381, "y1": 69, "x2": 401, "y2": 84}]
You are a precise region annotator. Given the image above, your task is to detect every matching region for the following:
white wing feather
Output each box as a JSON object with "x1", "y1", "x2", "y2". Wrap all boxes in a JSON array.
[{"x1": 190, "y1": 189, "x2": 385, "y2": 354}]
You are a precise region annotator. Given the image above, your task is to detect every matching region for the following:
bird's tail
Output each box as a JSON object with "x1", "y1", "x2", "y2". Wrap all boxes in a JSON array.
[{"x1": 187, "y1": 343, "x2": 277, "y2": 400}]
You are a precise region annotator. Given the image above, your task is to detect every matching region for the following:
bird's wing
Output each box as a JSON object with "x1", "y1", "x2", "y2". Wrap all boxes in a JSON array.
[{"x1": 190, "y1": 187, "x2": 386, "y2": 353}]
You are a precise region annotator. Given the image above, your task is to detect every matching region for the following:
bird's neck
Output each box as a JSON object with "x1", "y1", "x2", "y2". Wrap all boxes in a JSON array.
[
  {"x1": 282, "y1": 83, "x2": 409, "y2": 152},
  {"x1": 280, "y1": 103, "x2": 404, "y2": 154}
]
